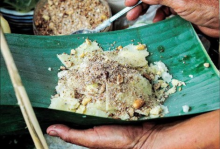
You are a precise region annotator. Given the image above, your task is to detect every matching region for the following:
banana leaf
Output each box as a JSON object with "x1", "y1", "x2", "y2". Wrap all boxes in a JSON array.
[{"x1": 0, "y1": 16, "x2": 219, "y2": 135}]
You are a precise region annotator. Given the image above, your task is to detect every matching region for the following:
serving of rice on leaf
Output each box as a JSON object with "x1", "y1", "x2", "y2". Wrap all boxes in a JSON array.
[{"x1": 49, "y1": 39, "x2": 185, "y2": 120}]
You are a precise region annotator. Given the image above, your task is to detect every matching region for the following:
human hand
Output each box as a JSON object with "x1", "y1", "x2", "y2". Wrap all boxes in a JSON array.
[
  {"x1": 47, "y1": 110, "x2": 219, "y2": 149},
  {"x1": 47, "y1": 123, "x2": 156, "y2": 149},
  {"x1": 125, "y1": 0, "x2": 219, "y2": 38}
]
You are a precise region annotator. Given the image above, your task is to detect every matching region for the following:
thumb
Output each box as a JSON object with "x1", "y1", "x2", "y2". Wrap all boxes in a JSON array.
[
  {"x1": 47, "y1": 124, "x2": 90, "y2": 146},
  {"x1": 47, "y1": 124, "x2": 74, "y2": 142},
  {"x1": 153, "y1": 6, "x2": 175, "y2": 23},
  {"x1": 46, "y1": 124, "x2": 123, "y2": 148}
]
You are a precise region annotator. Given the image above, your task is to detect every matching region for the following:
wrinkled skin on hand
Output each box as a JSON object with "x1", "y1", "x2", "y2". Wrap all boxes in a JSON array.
[
  {"x1": 125, "y1": 0, "x2": 219, "y2": 38},
  {"x1": 47, "y1": 110, "x2": 220, "y2": 149}
]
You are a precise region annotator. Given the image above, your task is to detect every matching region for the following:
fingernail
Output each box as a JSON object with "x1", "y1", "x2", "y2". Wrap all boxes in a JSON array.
[{"x1": 49, "y1": 130, "x2": 58, "y2": 136}]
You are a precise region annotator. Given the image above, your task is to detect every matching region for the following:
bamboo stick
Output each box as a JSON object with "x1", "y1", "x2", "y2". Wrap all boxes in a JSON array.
[{"x1": 0, "y1": 28, "x2": 49, "y2": 149}]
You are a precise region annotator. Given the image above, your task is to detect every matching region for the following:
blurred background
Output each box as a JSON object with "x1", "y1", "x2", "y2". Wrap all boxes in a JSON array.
[{"x1": 0, "y1": 0, "x2": 39, "y2": 34}]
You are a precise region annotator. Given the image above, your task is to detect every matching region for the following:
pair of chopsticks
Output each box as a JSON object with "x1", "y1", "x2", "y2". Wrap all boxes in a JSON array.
[{"x1": 0, "y1": 28, "x2": 49, "y2": 149}]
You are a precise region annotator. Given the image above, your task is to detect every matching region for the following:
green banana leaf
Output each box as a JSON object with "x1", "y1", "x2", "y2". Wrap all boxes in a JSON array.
[{"x1": 0, "y1": 16, "x2": 219, "y2": 135}]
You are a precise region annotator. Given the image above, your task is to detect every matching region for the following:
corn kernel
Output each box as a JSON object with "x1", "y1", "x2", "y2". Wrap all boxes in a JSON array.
[
  {"x1": 82, "y1": 97, "x2": 92, "y2": 106},
  {"x1": 133, "y1": 98, "x2": 145, "y2": 109},
  {"x1": 85, "y1": 39, "x2": 91, "y2": 45},
  {"x1": 117, "y1": 46, "x2": 123, "y2": 50},
  {"x1": 80, "y1": 53, "x2": 85, "y2": 58},
  {"x1": 136, "y1": 44, "x2": 146, "y2": 50}
]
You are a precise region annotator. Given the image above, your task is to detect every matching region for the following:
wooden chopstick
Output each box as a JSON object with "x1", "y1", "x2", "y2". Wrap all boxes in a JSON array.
[{"x1": 0, "y1": 28, "x2": 49, "y2": 149}]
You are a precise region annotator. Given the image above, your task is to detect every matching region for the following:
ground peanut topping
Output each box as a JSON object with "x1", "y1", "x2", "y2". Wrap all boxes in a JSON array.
[{"x1": 34, "y1": 0, "x2": 111, "y2": 35}]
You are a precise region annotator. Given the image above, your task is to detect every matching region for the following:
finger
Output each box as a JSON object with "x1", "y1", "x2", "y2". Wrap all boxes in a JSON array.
[
  {"x1": 142, "y1": 0, "x2": 173, "y2": 7},
  {"x1": 126, "y1": 0, "x2": 173, "y2": 7},
  {"x1": 194, "y1": 25, "x2": 219, "y2": 38},
  {"x1": 126, "y1": 5, "x2": 143, "y2": 21},
  {"x1": 125, "y1": 0, "x2": 139, "y2": 7},
  {"x1": 142, "y1": 3, "x2": 149, "y2": 10},
  {"x1": 170, "y1": 8, "x2": 177, "y2": 15},
  {"x1": 47, "y1": 124, "x2": 97, "y2": 147},
  {"x1": 140, "y1": 3, "x2": 149, "y2": 15},
  {"x1": 153, "y1": 6, "x2": 172, "y2": 23}
]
